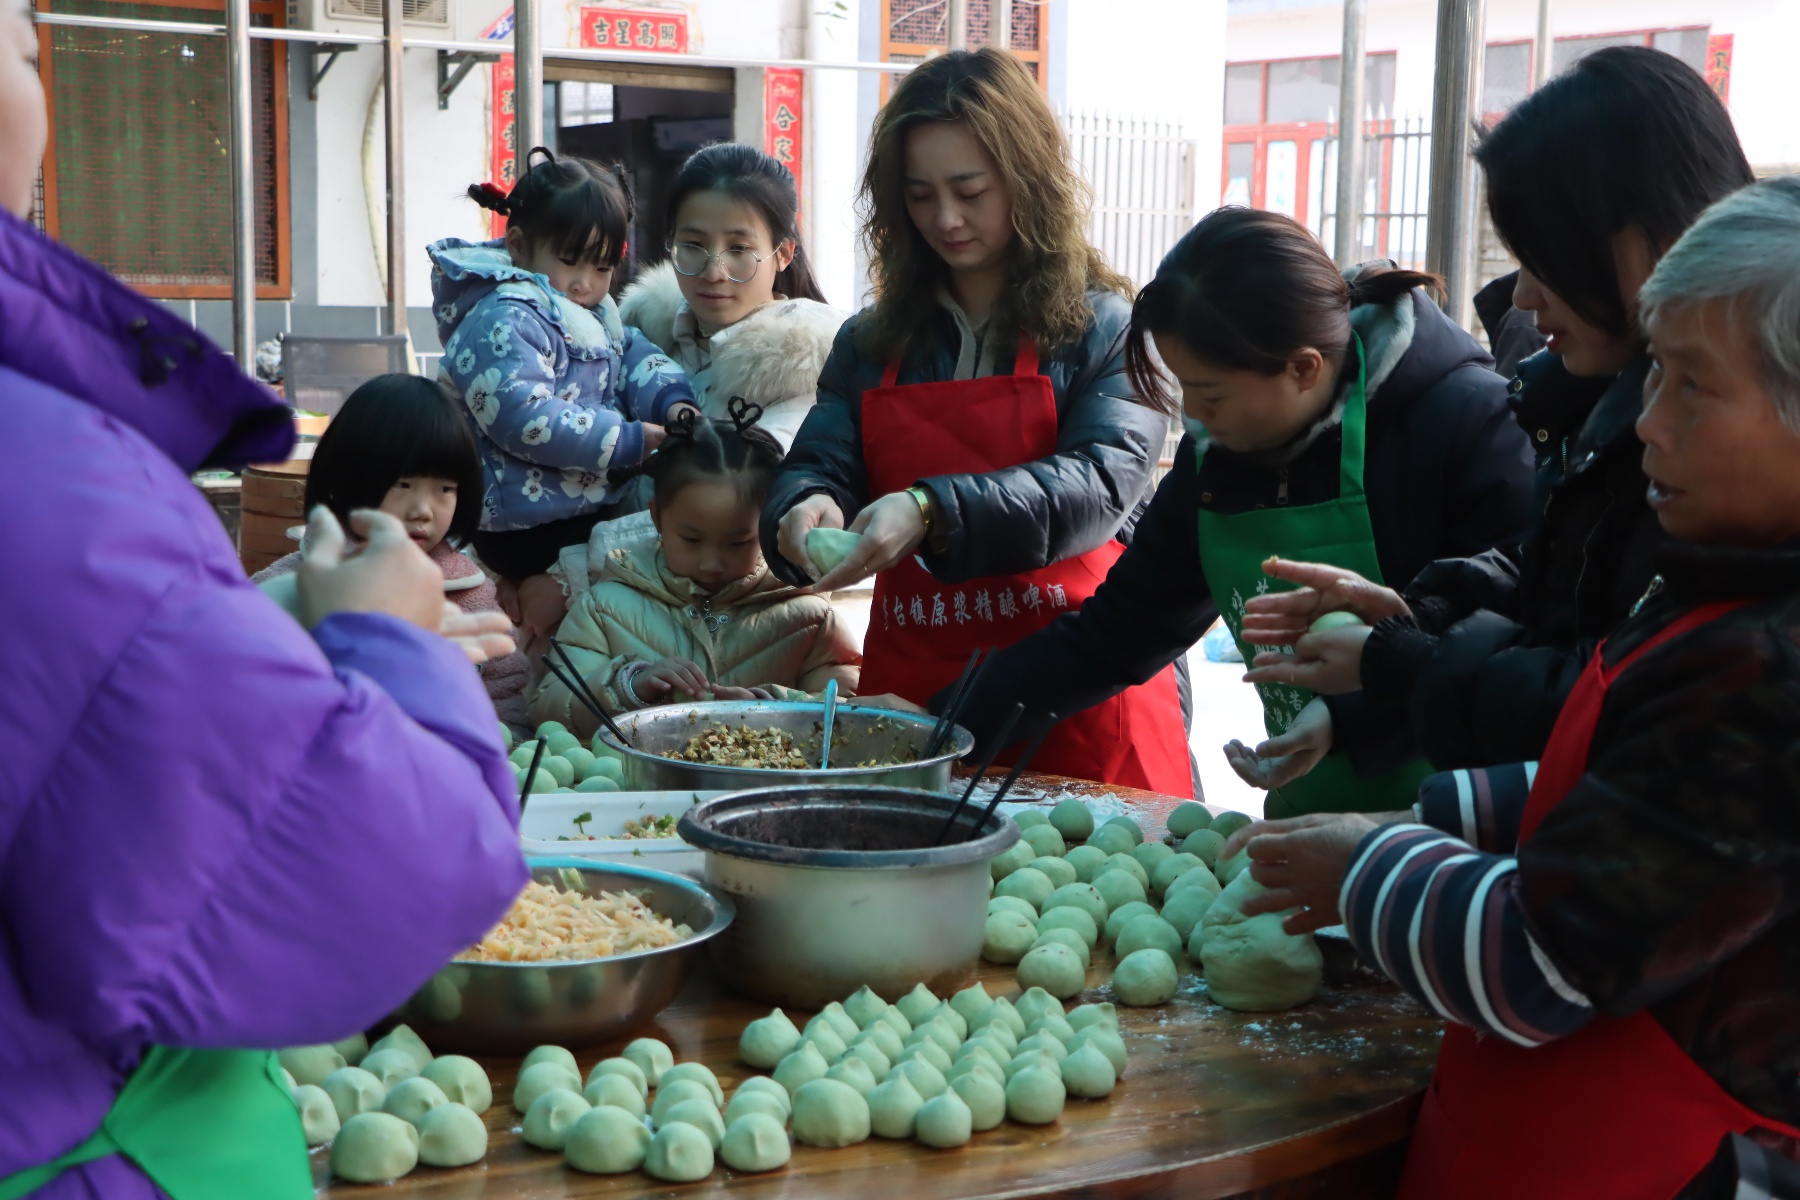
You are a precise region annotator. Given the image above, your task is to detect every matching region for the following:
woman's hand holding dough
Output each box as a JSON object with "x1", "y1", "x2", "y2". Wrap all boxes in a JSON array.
[
  {"x1": 1238, "y1": 559, "x2": 1412, "y2": 647},
  {"x1": 1242, "y1": 625, "x2": 1374, "y2": 694},
  {"x1": 777, "y1": 493, "x2": 845, "y2": 581},
  {"x1": 811, "y1": 491, "x2": 929, "y2": 593},
  {"x1": 1216, "y1": 812, "x2": 1379, "y2": 934},
  {"x1": 1223, "y1": 697, "x2": 1332, "y2": 791}
]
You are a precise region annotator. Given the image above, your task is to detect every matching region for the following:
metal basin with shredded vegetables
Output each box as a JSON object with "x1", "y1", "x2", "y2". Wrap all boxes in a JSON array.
[
  {"x1": 664, "y1": 721, "x2": 911, "y2": 770},
  {"x1": 456, "y1": 874, "x2": 694, "y2": 963}
]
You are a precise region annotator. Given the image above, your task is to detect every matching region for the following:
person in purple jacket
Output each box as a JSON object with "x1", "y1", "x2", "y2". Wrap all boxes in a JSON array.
[{"x1": 0, "y1": 4, "x2": 529, "y2": 1196}]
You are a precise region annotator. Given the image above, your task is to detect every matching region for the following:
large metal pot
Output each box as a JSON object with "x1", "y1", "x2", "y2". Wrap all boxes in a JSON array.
[
  {"x1": 677, "y1": 786, "x2": 1018, "y2": 1008},
  {"x1": 598, "y1": 700, "x2": 971, "y2": 793}
]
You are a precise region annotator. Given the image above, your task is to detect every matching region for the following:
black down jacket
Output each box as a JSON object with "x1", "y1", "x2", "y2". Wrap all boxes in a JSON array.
[
  {"x1": 1355, "y1": 350, "x2": 1669, "y2": 769},
  {"x1": 935, "y1": 288, "x2": 1537, "y2": 767},
  {"x1": 760, "y1": 290, "x2": 1170, "y2": 587}
]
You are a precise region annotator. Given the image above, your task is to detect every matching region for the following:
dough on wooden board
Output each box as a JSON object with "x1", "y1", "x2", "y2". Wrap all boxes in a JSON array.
[{"x1": 1197, "y1": 871, "x2": 1323, "y2": 1012}]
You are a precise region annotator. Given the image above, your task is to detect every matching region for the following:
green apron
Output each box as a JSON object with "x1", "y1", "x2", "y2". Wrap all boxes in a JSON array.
[
  {"x1": 1194, "y1": 335, "x2": 1431, "y2": 818},
  {"x1": 0, "y1": 1047, "x2": 311, "y2": 1200}
]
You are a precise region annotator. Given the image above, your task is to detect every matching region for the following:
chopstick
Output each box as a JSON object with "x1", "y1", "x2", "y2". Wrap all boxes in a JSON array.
[
  {"x1": 518, "y1": 736, "x2": 548, "y2": 816},
  {"x1": 961, "y1": 714, "x2": 1058, "y2": 843},
  {"x1": 926, "y1": 649, "x2": 983, "y2": 757},
  {"x1": 932, "y1": 701, "x2": 1025, "y2": 846},
  {"x1": 542, "y1": 640, "x2": 632, "y2": 748},
  {"x1": 819, "y1": 678, "x2": 839, "y2": 771},
  {"x1": 928, "y1": 646, "x2": 996, "y2": 758}
]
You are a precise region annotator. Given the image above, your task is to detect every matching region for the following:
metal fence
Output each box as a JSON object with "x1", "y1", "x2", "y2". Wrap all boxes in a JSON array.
[
  {"x1": 1064, "y1": 111, "x2": 1197, "y2": 288},
  {"x1": 1308, "y1": 115, "x2": 1433, "y2": 271}
]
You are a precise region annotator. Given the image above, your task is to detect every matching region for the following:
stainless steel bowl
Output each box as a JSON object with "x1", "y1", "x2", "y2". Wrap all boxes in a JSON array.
[
  {"x1": 678, "y1": 786, "x2": 1018, "y2": 1009},
  {"x1": 392, "y1": 859, "x2": 734, "y2": 1053},
  {"x1": 597, "y1": 700, "x2": 972, "y2": 793}
]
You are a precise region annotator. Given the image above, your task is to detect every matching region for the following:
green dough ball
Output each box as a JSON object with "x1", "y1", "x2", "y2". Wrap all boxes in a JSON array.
[
  {"x1": 294, "y1": 1084, "x2": 340, "y2": 1147},
  {"x1": 416, "y1": 1102, "x2": 487, "y2": 1167},
  {"x1": 521, "y1": 1045, "x2": 579, "y2": 1078},
  {"x1": 982, "y1": 910, "x2": 1038, "y2": 964},
  {"x1": 509, "y1": 741, "x2": 540, "y2": 769},
  {"x1": 1103, "y1": 852, "x2": 1150, "y2": 890},
  {"x1": 1166, "y1": 801, "x2": 1213, "y2": 839},
  {"x1": 989, "y1": 841, "x2": 1036, "y2": 881},
  {"x1": 1196, "y1": 872, "x2": 1324, "y2": 1011},
  {"x1": 773, "y1": 1042, "x2": 830, "y2": 1097},
  {"x1": 623, "y1": 1038, "x2": 675, "y2": 1087},
  {"x1": 543, "y1": 729, "x2": 583, "y2": 756},
  {"x1": 950, "y1": 981, "x2": 995, "y2": 1025},
  {"x1": 1113, "y1": 947, "x2": 1180, "y2": 1006},
  {"x1": 807, "y1": 527, "x2": 863, "y2": 575},
  {"x1": 382, "y1": 1076, "x2": 449, "y2": 1129},
  {"x1": 1151, "y1": 852, "x2": 1205, "y2": 897},
  {"x1": 950, "y1": 1069, "x2": 1008, "y2": 1131},
  {"x1": 420, "y1": 1055, "x2": 491, "y2": 1114},
  {"x1": 645, "y1": 1121, "x2": 715, "y2": 1182},
  {"x1": 1021, "y1": 823, "x2": 1067, "y2": 858},
  {"x1": 1180, "y1": 828, "x2": 1227, "y2": 867},
  {"x1": 987, "y1": 874, "x2": 996, "y2": 898},
  {"x1": 988, "y1": 895, "x2": 1040, "y2": 924},
  {"x1": 720, "y1": 1111, "x2": 791, "y2": 1172},
  {"x1": 589, "y1": 733, "x2": 625, "y2": 759},
  {"x1": 1006, "y1": 1050, "x2": 1059, "y2": 1082},
  {"x1": 792, "y1": 1078, "x2": 872, "y2": 1147},
  {"x1": 651, "y1": 1080, "x2": 717, "y2": 1126},
  {"x1": 855, "y1": 1022, "x2": 905, "y2": 1062},
  {"x1": 1013, "y1": 809, "x2": 1051, "y2": 830},
  {"x1": 1102, "y1": 815, "x2": 1145, "y2": 846},
  {"x1": 330, "y1": 1032, "x2": 370, "y2": 1064},
  {"x1": 566, "y1": 1105, "x2": 652, "y2": 1174},
  {"x1": 825, "y1": 1056, "x2": 878, "y2": 1098},
  {"x1": 901, "y1": 1040, "x2": 953, "y2": 1076},
  {"x1": 535, "y1": 720, "x2": 569, "y2": 737},
  {"x1": 539, "y1": 756, "x2": 575, "y2": 787},
  {"x1": 1068, "y1": 1002, "x2": 1118, "y2": 1033},
  {"x1": 525, "y1": 768, "x2": 557, "y2": 794},
  {"x1": 996, "y1": 866, "x2": 1054, "y2": 911},
  {"x1": 583, "y1": 1074, "x2": 647, "y2": 1119},
  {"x1": 867, "y1": 1073, "x2": 925, "y2": 1138},
  {"x1": 1061, "y1": 1041, "x2": 1118, "y2": 1099},
  {"x1": 1029, "y1": 855, "x2": 1078, "y2": 889},
  {"x1": 915, "y1": 1089, "x2": 974, "y2": 1148},
  {"x1": 278, "y1": 1045, "x2": 347, "y2": 1088},
  {"x1": 1017, "y1": 941, "x2": 1087, "y2": 999},
  {"x1": 889, "y1": 1056, "x2": 949, "y2": 1101},
  {"x1": 1103, "y1": 901, "x2": 1159, "y2": 946},
  {"x1": 842, "y1": 1039, "x2": 893, "y2": 1079},
  {"x1": 522, "y1": 1088, "x2": 591, "y2": 1151},
  {"x1": 905, "y1": 1016, "x2": 961, "y2": 1057},
  {"x1": 1309, "y1": 610, "x2": 1367, "y2": 632},
  {"x1": 816, "y1": 999, "x2": 863, "y2": 1043},
  {"x1": 1042, "y1": 882, "x2": 1109, "y2": 930},
  {"x1": 358, "y1": 1049, "x2": 420, "y2": 1090},
  {"x1": 1071, "y1": 1025, "x2": 1130, "y2": 1076},
  {"x1": 1210, "y1": 811, "x2": 1254, "y2": 841},
  {"x1": 1048, "y1": 798, "x2": 1095, "y2": 840},
  {"x1": 971, "y1": 995, "x2": 1027, "y2": 1040},
  {"x1": 739, "y1": 1008, "x2": 803, "y2": 1068},
  {"x1": 1036, "y1": 904, "x2": 1098, "y2": 949},
  {"x1": 1168, "y1": 865, "x2": 1223, "y2": 905},
  {"x1": 1092, "y1": 868, "x2": 1148, "y2": 912},
  {"x1": 921, "y1": 1000, "x2": 969, "y2": 1041},
  {"x1": 662, "y1": 1099, "x2": 726, "y2": 1151},
  {"x1": 1062, "y1": 845, "x2": 1111, "y2": 884},
  {"x1": 1116, "y1": 914, "x2": 1185, "y2": 962},
  {"x1": 1131, "y1": 841, "x2": 1175, "y2": 876},
  {"x1": 499, "y1": 723, "x2": 515, "y2": 751},
  {"x1": 1027, "y1": 1012, "x2": 1077, "y2": 1045},
  {"x1": 560, "y1": 745, "x2": 595, "y2": 776},
  {"x1": 1015, "y1": 1033, "x2": 1069, "y2": 1064},
  {"x1": 584, "y1": 1057, "x2": 648, "y2": 1098},
  {"x1": 323, "y1": 1067, "x2": 386, "y2": 1125},
  {"x1": 1160, "y1": 885, "x2": 1216, "y2": 941},
  {"x1": 842, "y1": 984, "x2": 888, "y2": 1029},
  {"x1": 800, "y1": 1023, "x2": 847, "y2": 1062},
  {"x1": 894, "y1": 982, "x2": 941, "y2": 1026},
  {"x1": 1030, "y1": 927, "x2": 1091, "y2": 965},
  {"x1": 512, "y1": 1061, "x2": 581, "y2": 1113},
  {"x1": 574, "y1": 775, "x2": 621, "y2": 793},
  {"x1": 1216, "y1": 849, "x2": 1252, "y2": 885},
  {"x1": 733, "y1": 1076, "x2": 793, "y2": 1117},
  {"x1": 329, "y1": 1112, "x2": 419, "y2": 1183},
  {"x1": 1085, "y1": 825, "x2": 1135, "y2": 857},
  {"x1": 723, "y1": 1090, "x2": 788, "y2": 1128},
  {"x1": 583, "y1": 756, "x2": 626, "y2": 783},
  {"x1": 1004, "y1": 1065, "x2": 1067, "y2": 1125},
  {"x1": 661, "y1": 1062, "x2": 725, "y2": 1107}
]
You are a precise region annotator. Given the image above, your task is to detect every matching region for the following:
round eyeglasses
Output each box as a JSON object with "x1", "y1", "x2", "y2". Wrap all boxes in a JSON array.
[{"x1": 669, "y1": 241, "x2": 776, "y2": 284}]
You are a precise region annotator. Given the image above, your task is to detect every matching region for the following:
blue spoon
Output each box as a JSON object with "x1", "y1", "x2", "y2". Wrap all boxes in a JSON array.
[{"x1": 819, "y1": 678, "x2": 840, "y2": 771}]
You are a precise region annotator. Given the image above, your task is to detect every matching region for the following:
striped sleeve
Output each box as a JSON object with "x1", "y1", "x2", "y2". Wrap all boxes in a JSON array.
[
  {"x1": 1339, "y1": 823, "x2": 1594, "y2": 1047},
  {"x1": 1413, "y1": 763, "x2": 1538, "y2": 852}
]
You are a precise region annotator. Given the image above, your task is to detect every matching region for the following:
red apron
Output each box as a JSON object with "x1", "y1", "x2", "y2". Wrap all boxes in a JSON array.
[
  {"x1": 857, "y1": 340, "x2": 1191, "y2": 796},
  {"x1": 1400, "y1": 598, "x2": 1800, "y2": 1200}
]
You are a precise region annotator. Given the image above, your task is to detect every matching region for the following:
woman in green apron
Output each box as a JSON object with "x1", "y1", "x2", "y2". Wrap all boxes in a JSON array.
[{"x1": 945, "y1": 206, "x2": 1537, "y2": 816}]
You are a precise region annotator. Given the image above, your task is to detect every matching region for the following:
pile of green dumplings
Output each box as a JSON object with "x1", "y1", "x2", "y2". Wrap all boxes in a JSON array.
[
  {"x1": 278, "y1": 1023, "x2": 494, "y2": 1183},
  {"x1": 735, "y1": 979, "x2": 1127, "y2": 1152},
  {"x1": 983, "y1": 799, "x2": 1256, "y2": 1008},
  {"x1": 503, "y1": 720, "x2": 631, "y2": 796}
]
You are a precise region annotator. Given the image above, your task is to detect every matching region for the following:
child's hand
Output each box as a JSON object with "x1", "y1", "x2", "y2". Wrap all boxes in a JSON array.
[
  {"x1": 516, "y1": 572, "x2": 568, "y2": 638},
  {"x1": 777, "y1": 494, "x2": 846, "y2": 580},
  {"x1": 642, "y1": 423, "x2": 668, "y2": 453},
  {"x1": 710, "y1": 685, "x2": 774, "y2": 702},
  {"x1": 633, "y1": 657, "x2": 712, "y2": 703}
]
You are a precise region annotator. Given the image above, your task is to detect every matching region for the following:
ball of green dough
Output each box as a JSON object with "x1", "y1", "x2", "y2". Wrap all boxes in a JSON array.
[
  {"x1": 1102, "y1": 853, "x2": 1150, "y2": 890},
  {"x1": 499, "y1": 722, "x2": 515, "y2": 751},
  {"x1": 1005, "y1": 1050, "x2": 1059, "y2": 1083},
  {"x1": 995, "y1": 866, "x2": 1054, "y2": 911},
  {"x1": 512, "y1": 1061, "x2": 581, "y2": 1113},
  {"x1": 1005, "y1": 1065, "x2": 1066, "y2": 1125},
  {"x1": 842, "y1": 1040, "x2": 892, "y2": 1080},
  {"x1": 1048, "y1": 798, "x2": 1095, "y2": 840},
  {"x1": 330, "y1": 1112, "x2": 419, "y2": 1183},
  {"x1": 650, "y1": 1080, "x2": 716, "y2": 1126},
  {"x1": 1167, "y1": 864, "x2": 1223, "y2": 904},
  {"x1": 1015, "y1": 1033, "x2": 1069, "y2": 1064},
  {"x1": 867, "y1": 1073, "x2": 924, "y2": 1138},
  {"x1": 1027, "y1": 1012, "x2": 1077, "y2": 1045},
  {"x1": 888, "y1": 1055, "x2": 948, "y2": 1100},
  {"x1": 949, "y1": 981, "x2": 996, "y2": 1025},
  {"x1": 1062, "y1": 845, "x2": 1110, "y2": 884},
  {"x1": 733, "y1": 1076, "x2": 793, "y2": 1117},
  {"x1": 1160, "y1": 886, "x2": 1216, "y2": 941},
  {"x1": 1113, "y1": 947, "x2": 1180, "y2": 1006},
  {"x1": 416, "y1": 1101, "x2": 487, "y2": 1167},
  {"x1": 1209, "y1": 810, "x2": 1254, "y2": 841},
  {"x1": 358, "y1": 1048, "x2": 420, "y2": 1090},
  {"x1": 1071, "y1": 1025, "x2": 1130, "y2": 1076},
  {"x1": 855, "y1": 1022, "x2": 904, "y2": 1063},
  {"x1": 278, "y1": 1045, "x2": 347, "y2": 1088},
  {"x1": 1068, "y1": 1002, "x2": 1118, "y2": 1033},
  {"x1": 1030, "y1": 927, "x2": 1092, "y2": 966},
  {"x1": 294, "y1": 1084, "x2": 340, "y2": 1146},
  {"x1": 915, "y1": 1088, "x2": 974, "y2": 1148},
  {"x1": 1020, "y1": 823, "x2": 1067, "y2": 858},
  {"x1": 1131, "y1": 841, "x2": 1175, "y2": 876},
  {"x1": 1102, "y1": 815, "x2": 1144, "y2": 846},
  {"x1": 583, "y1": 755, "x2": 626, "y2": 783},
  {"x1": 841, "y1": 984, "x2": 888, "y2": 1029},
  {"x1": 322, "y1": 1067, "x2": 387, "y2": 1124},
  {"x1": 1309, "y1": 610, "x2": 1367, "y2": 633},
  {"x1": 543, "y1": 728, "x2": 582, "y2": 757},
  {"x1": 1061, "y1": 1041, "x2": 1118, "y2": 1099},
  {"x1": 825, "y1": 1056, "x2": 878, "y2": 1098},
  {"x1": 1215, "y1": 849, "x2": 1251, "y2": 885},
  {"x1": 565, "y1": 1104, "x2": 652, "y2": 1174},
  {"x1": 560, "y1": 745, "x2": 596, "y2": 776},
  {"x1": 1091, "y1": 868, "x2": 1147, "y2": 913},
  {"x1": 540, "y1": 755, "x2": 575, "y2": 787},
  {"x1": 583, "y1": 1073, "x2": 647, "y2": 1119},
  {"x1": 1151, "y1": 852, "x2": 1205, "y2": 897},
  {"x1": 773, "y1": 1041, "x2": 830, "y2": 1097},
  {"x1": 891, "y1": 982, "x2": 938, "y2": 1026},
  {"x1": 661, "y1": 1062, "x2": 725, "y2": 1107},
  {"x1": 1085, "y1": 824, "x2": 1135, "y2": 857},
  {"x1": 1180, "y1": 828, "x2": 1227, "y2": 867},
  {"x1": 645, "y1": 1121, "x2": 715, "y2": 1182},
  {"x1": 964, "y1": 1029, "x2": 1017, "y2": 1068},
  {"x1": 807, "y1": 526, "x2": 863, "y2": 575},
  {"x1": 535, "y1": 719, "x2": 569, "y2": 737},
  {"x1": 1166, "y1": 801, "x2": 1213, "y2": 839},
  {"x1": 574, "y1": 774, "x2": 621, "y2": 793},
  {"x1": 1017, "y1": 941, "x2": 1087, "y2": 999},
  {"x1": 982, "y1": 910, "x2": 1038, "y2": 964},
  {"x1": 420, "y1": 1055, "x2": 491, "y2": 1114},
  {"x1": 382, "y1": 1076, "x2": 449, "y2": 1129},
  {"x1": 330, "y1": 1032, "x2": 370, "y2": 1064},
  {"x1": 901, "y1": 1040, "x2": 953, "y2": 1076},
  {"x1": 792, "y1": 1078, "x2": 871, "y2": 1147},
  {"x1": 720, "y1": 1111, "x2": 791, "y2": 1172},
  {"x1": 524, "y1": 767, "x2": 557, "y2": 794},
  {"x1": 662, "y1": 1099, "x2": 726, "y2": 1151},
  {"x1": 950, "y1": 1069, "x2": 1007, "y2": 1131},
  {"x1": 723, "y1": 1090, "x2": 788, "y2": 1128},
  {"x1": 509, "y1": 741, "x2": 541, "y2": 768},
  {"x1": 1029, "y1": 855, "x2": 1079, "y2": 890},
  {"x1": 988, "y1": 895, "x2": 1040, "y2": 924},
  {"x1": 1116, "y1": 914, "x2": 1185, "y2": 962},
  {"x1": 800, "y1": 1022, "x2": 848, "y2": 1062},
  {"x1": 585, "y1": 1056, "x2": 648, "y2": 1098},
  {"x1": 1103, "y1": 900, "x2": 1159, "y2": 945},
  {"x1": 815, "y1": 999, "x2": 863, "y2": 1042},
  {"x1": 988, "y1": 841, "x2": 1036, "y2": 881},
  {"x1": 1042, "y1": 882, "x2": 1109, "y2": 929},
  {"x1": 522, "y1": 1088, "x2": 591, "y2": 1150},
  {"x1": 1197, "y1": 872, "x2": 1324, "y2": 1011},
  {"x1": 921, "y1": 1000, "x2": 969, "y2": 1041},
  {"x1": 970, "y1": 995, "x2": 1027, "y2": 1039},
  {"x1": 1013, "y1": 809, "x2": 1051, "y2": 830},
  {"x1": 623, "y1": 1038, "x2": 674, "y2": 1087},
  {"x1": 738, "y1": 1008, "x2": 802, "y2": 1068},
  {"x1": 1017, "y1": 984, "x2": 1069, "y2": 1028},
  {"x1": 1036, "y1": 904, "x2": 1098, "y2": 949}
]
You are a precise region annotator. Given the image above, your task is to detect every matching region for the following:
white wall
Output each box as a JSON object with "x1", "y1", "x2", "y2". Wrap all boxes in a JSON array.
[{"x1": 807, "y1": 1, "x2": 864, "y2": 310}]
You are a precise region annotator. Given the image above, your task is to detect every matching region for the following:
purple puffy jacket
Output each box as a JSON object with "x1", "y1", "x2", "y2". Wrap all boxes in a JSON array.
[{"x1": 0, "y1": 210, "x2": 528, "y2": 1198}]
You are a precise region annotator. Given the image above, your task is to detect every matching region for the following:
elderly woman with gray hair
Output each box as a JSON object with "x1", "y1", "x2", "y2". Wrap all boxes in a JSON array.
[{"x1": 1214, "y1": 174, "x2": 1800, "y2": 1200}]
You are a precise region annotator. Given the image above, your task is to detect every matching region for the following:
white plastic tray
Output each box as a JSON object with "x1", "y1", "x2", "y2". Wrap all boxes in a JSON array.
[{"x1": 518, "y1": 791, "x2": 723, "y2": 878}]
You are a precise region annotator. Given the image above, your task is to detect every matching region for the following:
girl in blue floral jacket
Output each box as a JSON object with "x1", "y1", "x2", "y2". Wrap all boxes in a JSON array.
[{"x1": 430, "y1": 148, "x2": 697, "y2": 584}]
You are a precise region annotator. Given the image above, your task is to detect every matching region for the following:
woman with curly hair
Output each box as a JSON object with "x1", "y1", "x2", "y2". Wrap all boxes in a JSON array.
[{"x1": 760, "y1": 47, "x2": 1190, "y2": 793}]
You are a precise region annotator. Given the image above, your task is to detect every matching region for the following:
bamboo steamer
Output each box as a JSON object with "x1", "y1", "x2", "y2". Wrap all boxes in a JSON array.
[{"x1": 238, "y1": 457, "x2": 310, "y2": 576}]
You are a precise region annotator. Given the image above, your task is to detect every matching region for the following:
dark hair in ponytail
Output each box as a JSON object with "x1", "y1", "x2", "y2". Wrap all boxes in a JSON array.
[
  {"x1": 645, "y1": 397, "x2": 786, "y2": 510},
  {"x1": 663, "y1": 143, "x2": 827, "y2": 303},
  {"x1": 1124, "y1": 206, "x2": 1440, "y2": 408},
  {"x1": 468, "y1": 146, "x2": 633, "y2": 268}
]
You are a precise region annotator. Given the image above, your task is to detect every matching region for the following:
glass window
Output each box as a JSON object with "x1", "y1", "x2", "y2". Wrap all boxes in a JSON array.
[
  {"x1": 1652, "y1": 28, "x2": 1709, "y2": 74},
  {"x1": 1483, "y1": 42, "x2": 1533, "y2": 115},
  {"x1": 1553, "y1": 34, "x2": 1641, "y2": 74},
  {"x1": 1266, "y1": 54, "x2": 1397, "y2": 125},
  {"x1": 1225, "y1": 63, "x2": 1263, "y2": 126},
  {"x1": 1266, "y1": 140, "x2": 1299, "y2": 217},
  {"x1": 1224, "y1": 142, "x2": 1254, "y2": 207}
]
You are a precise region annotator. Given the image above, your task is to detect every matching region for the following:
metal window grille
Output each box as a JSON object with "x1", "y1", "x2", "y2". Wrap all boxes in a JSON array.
[
  {"x1": 1309, "y1": 115, "x2": 1432, "y2": 272},
  {"x1": 323, "y1": 0, "x2": 446, "y2": 27},
  {"x1": 1063, "y1": 111, "x2": 1196, "y2": 289},
  {"x1": 882, "y1": 0, "x2": 1045, "y2": 88}
]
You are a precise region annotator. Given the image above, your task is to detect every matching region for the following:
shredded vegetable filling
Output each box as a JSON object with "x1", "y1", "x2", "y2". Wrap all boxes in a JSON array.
[{"x1": 457, "y1": 879, "x2": 693, "y2": 963}]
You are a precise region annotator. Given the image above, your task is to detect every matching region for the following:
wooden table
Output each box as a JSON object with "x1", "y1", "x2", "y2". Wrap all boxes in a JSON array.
[{"x1": 315, "y1": 779, "x2": 1443, "y2": 1199}]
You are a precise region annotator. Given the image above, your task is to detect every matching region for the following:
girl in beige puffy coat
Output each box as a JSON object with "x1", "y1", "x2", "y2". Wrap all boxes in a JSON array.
[{"x1": 530, "y1": 402, "x2": 860, "y2": 735}]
